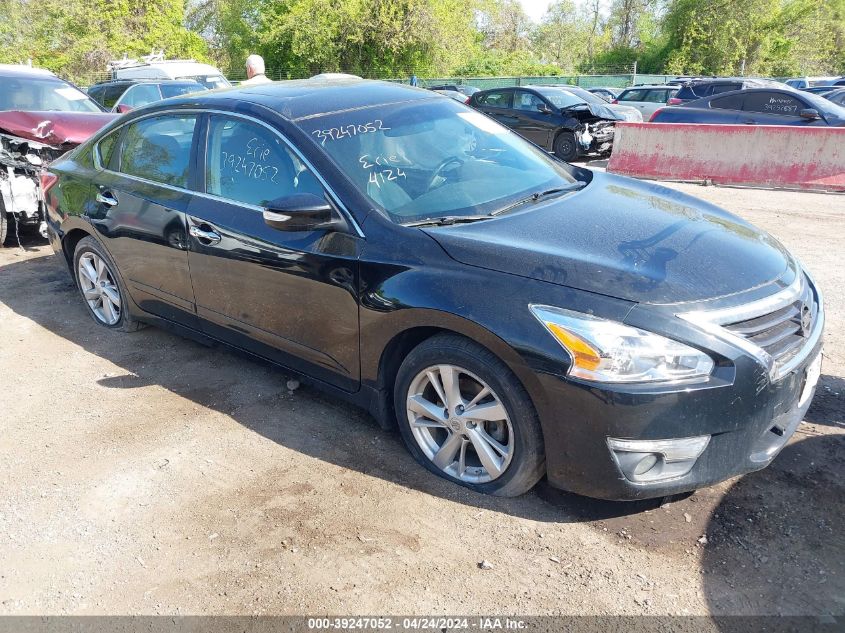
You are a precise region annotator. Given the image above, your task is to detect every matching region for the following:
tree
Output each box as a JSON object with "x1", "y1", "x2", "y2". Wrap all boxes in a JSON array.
[{"x1": 0, "y1": 0, "x2": 208, "y2": 83}]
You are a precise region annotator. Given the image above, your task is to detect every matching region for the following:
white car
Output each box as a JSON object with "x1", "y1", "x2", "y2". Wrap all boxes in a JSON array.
[
  {"x1": 110, "y1": 58, "x2": 230, "y2": 90},
  {"x1": 615, "y1": 85, "x2": 680, "y2": 120}
]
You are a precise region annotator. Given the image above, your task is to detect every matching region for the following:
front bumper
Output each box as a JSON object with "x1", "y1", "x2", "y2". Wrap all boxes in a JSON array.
[{"x1": 538, "y1": 337, "x2": 822, "y2": 501}]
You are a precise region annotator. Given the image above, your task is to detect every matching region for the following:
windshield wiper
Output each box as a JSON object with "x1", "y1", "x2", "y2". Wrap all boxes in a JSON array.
[
  {"x1": 403, "y1": 215, "x2": 492, "y2": 227},
  {"x1": 490, "y1": 182, "x2": 586, "y2": 217}
]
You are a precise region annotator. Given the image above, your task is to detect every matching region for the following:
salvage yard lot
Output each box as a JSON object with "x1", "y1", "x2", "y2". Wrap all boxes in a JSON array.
[{"x1": 0, "y1": 181, "x2": 842, "y2": 616}]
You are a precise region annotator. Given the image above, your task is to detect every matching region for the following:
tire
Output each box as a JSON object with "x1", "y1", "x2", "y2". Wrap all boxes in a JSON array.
[
  {"x1": 393, "y1": 334, "x2": 545, "y2": 497},
  {"x1": 553, "y1": 131, "x2": 580, "y2": 162},
  {"x1": 0, "y1": 212, "x2": 8, "y2": 247},
  {"x1": 72, "y1": 236, "x2": 142, "y2": 332}
]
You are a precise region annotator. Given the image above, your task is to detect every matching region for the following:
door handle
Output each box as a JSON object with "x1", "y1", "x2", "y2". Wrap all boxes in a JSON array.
[
  {"x1": 96, "y1": 191, "x2": 118, "y2": 207},
  {"x1": 741, "y1": 119, "x2": 756, "y2": 125},
  {"x1": 189, "y1": 225, "x2": 222, "y2": 245}
]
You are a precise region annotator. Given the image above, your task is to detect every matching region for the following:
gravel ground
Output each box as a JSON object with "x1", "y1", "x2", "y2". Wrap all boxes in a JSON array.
[{"x1": 0, "y1": 181, "x2": 842, "y2": 617}]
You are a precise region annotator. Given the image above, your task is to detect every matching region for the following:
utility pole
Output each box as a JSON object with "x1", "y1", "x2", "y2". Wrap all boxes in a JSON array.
[{"x1": 632, "y1": 60, "x2": 638, "y2": 85}]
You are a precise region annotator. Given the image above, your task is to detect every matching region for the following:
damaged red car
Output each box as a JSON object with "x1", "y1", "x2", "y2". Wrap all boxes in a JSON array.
[{"x1": 0, "y1": 65, "x2": 117, "y2": 246}]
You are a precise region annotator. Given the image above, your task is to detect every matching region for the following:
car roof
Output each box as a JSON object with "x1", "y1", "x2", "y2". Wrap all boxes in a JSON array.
[
  {"x1": 621, "y1": 85, "x2": 675, "y2": 90},
  {"x1": 0, "y1": 64, "x2": 59, "y2": 79},
  {"x1": 145, "y1": 79, "x2": 437, "y2": 121}
]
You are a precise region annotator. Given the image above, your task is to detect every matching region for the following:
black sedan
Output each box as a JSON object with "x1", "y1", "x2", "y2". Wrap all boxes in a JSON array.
[
  {"x1": 469, "y1": 85, "x2": 621, "y2": 161},
  {"x1": 44, "y1": 80, "x2": 824, "y2": 500},
  {"x1": 651, "y1": 87, "x2": 845, "y2": 125}
]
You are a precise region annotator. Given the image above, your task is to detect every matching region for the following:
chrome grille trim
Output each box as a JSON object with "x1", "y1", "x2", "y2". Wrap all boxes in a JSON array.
[{"x1": 678, "y1": 270, "x2": 824, "y2": 382}]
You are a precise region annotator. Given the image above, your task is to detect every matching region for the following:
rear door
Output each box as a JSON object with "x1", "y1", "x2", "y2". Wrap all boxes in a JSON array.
[
  {"x1": 472, "y1": 90, "x2": 517, "y2": 129},
  {"x1": 88, "y1": 113, "x2": 199, "y2": 326},
  {"x1": 617, "y1": 88, "x2": 650, "y2": 115},
  {"x1": 185, "y1": 113, "x2": 362, "y2": 391},
  {"x1": 640, "y1": 89, "x2": 673, "y2": 118}
]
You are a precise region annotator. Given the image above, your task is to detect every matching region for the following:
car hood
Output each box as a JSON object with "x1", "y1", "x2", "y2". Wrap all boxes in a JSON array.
[
  {"x1": 423, "y1": 172, "x2": 792, "y2": 305},
  {"x1": 568, "y1": 102, "x2": 622, "y2": 121},
  {"x1": 0, "y1": 110, "x2": 118, "y2": 147},
  {"x1": 606, "y1": 104, "x2": 642, "y2": 122}
]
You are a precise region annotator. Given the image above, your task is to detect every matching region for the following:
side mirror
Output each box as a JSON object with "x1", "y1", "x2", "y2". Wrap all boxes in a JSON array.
[
  {"x1": 263, "y1": 193, "x2": 339, "y2": 232},
  {"x1": 116, "y1": 104, "x2": 133, "y2": 114},
  {"x1": 537, "y1": 103, "x2": 553, "y2": 114},
  {"x1": 799, "y1": 108, "x2": 820, "y2": 120}
]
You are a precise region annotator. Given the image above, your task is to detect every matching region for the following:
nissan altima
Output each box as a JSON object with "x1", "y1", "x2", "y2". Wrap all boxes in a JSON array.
[{"x1": 43, "y1": 80, "x2": 824, "y2": 500}]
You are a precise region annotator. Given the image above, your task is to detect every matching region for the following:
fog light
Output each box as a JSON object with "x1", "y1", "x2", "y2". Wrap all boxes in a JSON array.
[{"x1": 607, "y1": 435, "x2": 710, "y2": 483}]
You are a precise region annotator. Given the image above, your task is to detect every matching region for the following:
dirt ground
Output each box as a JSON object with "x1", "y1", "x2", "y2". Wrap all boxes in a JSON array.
[{"x1": 0, "y1": 181, "x2": 842, "y2": 618}]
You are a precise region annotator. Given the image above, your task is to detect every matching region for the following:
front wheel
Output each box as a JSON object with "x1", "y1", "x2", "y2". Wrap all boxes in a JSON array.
[
  {"x1": 394, "y1": 334, "x2": 545, "y2": 496},
  {"x1": 553, "y1": 131, "x2": 580, "y2": 162}
]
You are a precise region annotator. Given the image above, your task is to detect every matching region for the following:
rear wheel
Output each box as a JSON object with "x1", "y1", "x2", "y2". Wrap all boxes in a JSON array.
[
  {"x1": 553, "y1": 131, "x2": 579, "y2": 162},
  {"x1": 394, "y1": 334, "x2": 545, "y2": 496},
  {"x1": 73, "y1": 236, "x2": 142, "y2": 332}
]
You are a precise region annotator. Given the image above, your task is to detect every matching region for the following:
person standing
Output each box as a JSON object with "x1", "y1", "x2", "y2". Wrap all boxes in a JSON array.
[
  {"x1": 410, "y1": 74, "x2": 418, "y2": 87},
  {"x1": 242, "y1": 54, "x2": 272, "y2": 85}
]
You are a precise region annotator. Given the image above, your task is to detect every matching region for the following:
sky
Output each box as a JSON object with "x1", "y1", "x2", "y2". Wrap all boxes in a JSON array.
[{"x1": 518, "y1": 0, "x2": 553, "y2": 22}]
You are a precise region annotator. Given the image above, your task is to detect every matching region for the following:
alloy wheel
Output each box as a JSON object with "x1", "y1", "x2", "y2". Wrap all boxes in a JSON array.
[
  {"x1": 406, "y1": 364, "x2": 514, "y2": 483},
  {"x1": 77, "y1": 252, "x2": 121, "y2": 326}
]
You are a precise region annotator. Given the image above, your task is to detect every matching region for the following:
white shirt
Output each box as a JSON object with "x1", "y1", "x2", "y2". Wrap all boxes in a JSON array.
[{"x1": 241, "y1": 74, "x2": 272, "y2": 86}]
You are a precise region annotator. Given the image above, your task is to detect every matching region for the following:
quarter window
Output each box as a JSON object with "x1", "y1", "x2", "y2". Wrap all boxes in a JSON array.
[
  {"x1": 205, "y1": 116, "x2": 323, "y2": 207},
  {"x1": 117, "y1": 115, "x2": 197, "y2": 187},
  {"x1": 97, "y1": 130, "x2": 119, "y2": 169}
]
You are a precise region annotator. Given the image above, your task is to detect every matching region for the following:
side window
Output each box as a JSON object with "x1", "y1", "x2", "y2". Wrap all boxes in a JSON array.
[
  {"x1": 643, "y1": 90, "x2": 668, "y2": 103},
  {"x1": 743, "y1": 92, "x2": 804, "y2": 116},
  {"x1": 205, "y1": 116, "x2": 323, "y2": 207},
  {"x1": 478, "y1": 90, "x2": 511, "y2": 108},
  {"x1": 709, "y1": 94, "x2": 745, "y2": 111},
  {"x1": 121, "y1": 84, "x2": 161, "y2": 108},
  {"x1": 619, "y1": 89, "x2": 647, "y2": 102},
  {"x1": 513, "y1": 91, "x2": 545, "y2": 111},
  {"x1": 117, "y1": 115, "x2": 197, "y2": 187}
]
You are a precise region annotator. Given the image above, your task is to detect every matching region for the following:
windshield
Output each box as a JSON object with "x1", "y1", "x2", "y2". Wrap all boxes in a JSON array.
[
  {"x1": 177, "y1": 75, "x2": 230, "y2": 90},
  {"x1": 300, "y1": 98, "x2": 581, "y2": 224},
  {"x1": 0, "y1": 76, "x2": 102, "y2": 112},
  {"x1": 534, "y1": 88, "x2": 587, "y2": 109},
  {"x1": 160, "y1": 83, "x2": 208, "y2": 98}
]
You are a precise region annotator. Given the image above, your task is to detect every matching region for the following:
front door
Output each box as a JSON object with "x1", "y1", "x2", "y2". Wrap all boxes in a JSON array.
[
  {"x1": 185, "y1": 114, "x2": 361, "y2": 391},
  {"x1": 511, "y1": 90, "x2": 554, "y2": 148}
]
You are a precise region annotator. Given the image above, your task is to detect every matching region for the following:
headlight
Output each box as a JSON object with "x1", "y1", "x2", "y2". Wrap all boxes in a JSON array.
[{"x1": 530, "y1": 305, "x2": 714, "y2": 384}]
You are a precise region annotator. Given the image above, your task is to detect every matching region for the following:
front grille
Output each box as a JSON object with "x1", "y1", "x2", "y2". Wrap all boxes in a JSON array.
[{"x1": 723, "y1": 276, "x2": 818, "y2": 370}]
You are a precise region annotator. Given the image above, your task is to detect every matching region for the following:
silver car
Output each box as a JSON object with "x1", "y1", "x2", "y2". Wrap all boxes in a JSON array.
[{"x1": 615, "y1": 85, "x2": 680, "y2": 120}]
